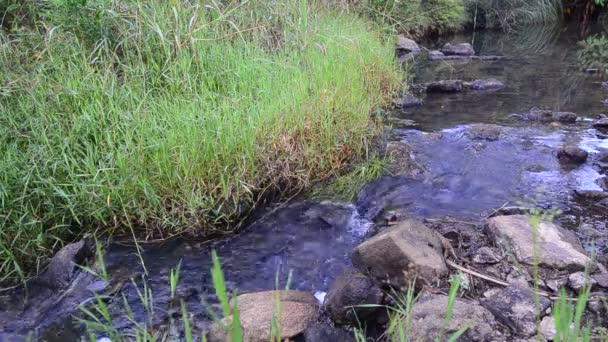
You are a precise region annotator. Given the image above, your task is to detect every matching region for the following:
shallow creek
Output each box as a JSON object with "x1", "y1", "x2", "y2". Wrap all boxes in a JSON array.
[{"x1": 3, "y1": 25, "x2": 608, "y2": 340}]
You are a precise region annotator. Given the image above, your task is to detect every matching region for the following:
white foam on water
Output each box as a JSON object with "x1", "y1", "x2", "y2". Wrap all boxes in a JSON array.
[
  {"x1": 573, "y1": 166, "x2": 604, "y2": 191},
  {"x1": 579, "y1": 130, "x2": 608, "y2": 153},
  {"x1": 314, "y1": 291, "x2": 327, "y2": 304}
]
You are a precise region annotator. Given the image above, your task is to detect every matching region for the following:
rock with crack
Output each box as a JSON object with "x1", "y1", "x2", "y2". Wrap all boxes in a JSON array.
[
  {"x1": 425, "y1": 80, "x2": 464, "y2": 93},
  {"x1": 481, "y1": 282, "x2": 551, "y2": 337},
  {"x1": 396, "y1": 36, "x2": 420, "y2": 54},
  {"x1": 208, "y1": 290, "x2": 318, "y2": 342},
  {"x1": 323, "y1": 268, "x2": 383, "y2": 325},
  {"x1": 486, "y1": 215, "x2": 591, "y2": 271},
  {"x1": 441, "y1": 43, "x2": 475, "y2": 56},
  {"x1": 352, "y1": 220, "x2": 448, "y2": 289},
  {"x1": 466, "y1": 78, "x2": 505, "y2": 92},
  {"x1": 406, "y1": 294, "x2": 498, "y2": 341},
  {"x1": 557, "y1": 145, "x2": 588, "y2": 165}
]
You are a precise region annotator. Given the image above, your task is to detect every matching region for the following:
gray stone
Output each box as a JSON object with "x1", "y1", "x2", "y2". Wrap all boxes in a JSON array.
[
  {"x1": 592, "y1": 273, "x2": 608, "y2": 288},
  {"x1": 467, "y1": 78, "x2": 505, "y2": 91},
  {"x1": 426, "y1": 80, "x2": 464, "y2": 93},
  {"x1": 557, "y1": 145, "x2": 588, "y2": 164},
  {"x1": 472, "y1": 246, "x2": 501, "y2": 264},
  {"x1": 539, "y1": 316, "x2": 556, "y2": 341},
  {"x1": 352, "y1": 220, "x2": 448, "y2": 289},
  {"x1": 568, "y1": 272, "x2": 596, "y2": 293},
  {"x1": 481, "y1": 283, "x2": 551, "y2": 337},
  {"x1": 393, "y1": 93, "x2": 422, "y2": 108},
  {"x1": 486, "y1": 215, "x2": 590, "y2": 271},
  {"x1": 407, "y1": 295, "x2": 497, "y2": 341},
  {"x1": 302, "y1": 321, "x2": 354, "y2": 342},
  {"x1": 324, "y1": 269, "x2": 383, "y2": 325},
  {"x1": 208, "y1": 291, "x2": 318, "y2": 342},
  {"x1": 593, "y1": 117, "x2": 608, "y2": 129},
  {"x1": 441, "y1": 42, "x2": 475, "y2": 56},
  {"x1": 398, "y1": 52, "x2": 416, "y2": 64},
  {"x1": 545, "y1": 277, "x2": 568, "y2": 293},
  {"x1": 396, "y1": 36, "x2": 420, "y2": 53}
]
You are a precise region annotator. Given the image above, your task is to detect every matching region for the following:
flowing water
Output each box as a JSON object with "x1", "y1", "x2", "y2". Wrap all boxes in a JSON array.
[{"x1": 2, "y1": 25, "x2": 608, "y2": 340}]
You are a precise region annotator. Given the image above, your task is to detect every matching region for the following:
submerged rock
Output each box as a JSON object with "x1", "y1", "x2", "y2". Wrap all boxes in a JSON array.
[
  {"x1": 466, "y1": 123, "x2": 504, "y2": 141},
  {"x1": 426, "y1": 80, "x2": 464, "y2": 93},
  {"x1": 486, "y1": 215, "x2": 590, "y2": 271},
  {"x1": 467, "y1": 78, "x2": 505, "y2": 92},
  {"x1": 441, "y1": 42, "x2": 475, "y2": 56},
  {"x1": 407, "y1": 295, "x2": 497, "y2": 341},
  {"x1": 385, "y1": 141, "x2": 426, "y2": 178},
  {"x1": 352, "y1": 220, "x2": 447, "y2": 289},
  {"x1": 557, "y1": 145, "x2": 588, "y2": 165},
  {"x1": 393, "y1": 93, "x2": 423, "y2": 108},
  {"x1": 209, "y1": 290, "x2": 318, "y2": 342},
  {"x1": 514, "y1": 108, "x2": 578, "y2": 124},
  {"x1": 324, "y1": 269, "x2": 383, "y2": 325},
  {"x1": 481, "y1": 282, "x2": 551, "y2": 337},
  {"x1": 396, "y1": 36, "x2": 420, "y2": 53}
]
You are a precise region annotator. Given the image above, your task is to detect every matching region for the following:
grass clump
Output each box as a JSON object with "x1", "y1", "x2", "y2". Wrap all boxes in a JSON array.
[{"x1": 0, "y1": 0, "x2": 401, "y2": 285}]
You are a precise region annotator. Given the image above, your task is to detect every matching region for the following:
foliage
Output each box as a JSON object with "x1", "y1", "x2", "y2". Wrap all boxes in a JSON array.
[
  {"x1": 0, "y1": 0, "x2": 401, "y2": 285},
  {"x1": 363, "y1": 0, "x2": 467, "y2": 36},
  {"x1": 577, "y1": 34, "x2": 608, "y2": 73}
]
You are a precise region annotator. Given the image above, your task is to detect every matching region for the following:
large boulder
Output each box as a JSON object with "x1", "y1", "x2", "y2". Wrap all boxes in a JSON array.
[
  {"x1": 557, "y1": 145, "x2": 588, "y2": 165},
  {"x1": 467, "y1": 78, "x2": 505, "y2": 92},
  {"x1": 209, "y1": 290, "x2": 318, "y2": 342},
  {"x1": 486, "y1": 215, "x2": 590, "y2": 271},
  {"x1": 396, "y1": 36, "x2": 420, "y2": 53},
  {"x1": 407, "y1": 295, "x2": 498, "y2": 341},
  {"x1": 324, "y1": 269, "x2": 383, "y2": 325},
  {"x1": 441, "y1": 43, "x2": 475, "y2": 56},
  {"x1": 351, "y1": 220, "x2": 448, "y2": 289},
  {"x1": 481, "y1": 282, "x2": 551, "y2": 337},
  {"x1": 426, "y1": 80, "x2": 464, "y2": 93}
]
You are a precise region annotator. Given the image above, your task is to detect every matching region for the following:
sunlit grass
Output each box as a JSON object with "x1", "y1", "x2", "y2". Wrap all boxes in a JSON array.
[{"x1": 0, "y1": 0, "x2": 401, "y2": 284}]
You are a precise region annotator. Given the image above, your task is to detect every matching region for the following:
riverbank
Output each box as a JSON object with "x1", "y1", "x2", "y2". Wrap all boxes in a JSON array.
[{"x1": 0, "y1": 1, "x2": 401, "y2": 285}]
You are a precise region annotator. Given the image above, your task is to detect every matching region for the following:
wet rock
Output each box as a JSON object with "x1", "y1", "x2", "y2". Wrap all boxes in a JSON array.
[
  {"x1": 568, "y1": 272, "x2": 596, "y2": 293},
  {"x1": 393, "y1": 93, "x2": 422, "y2": 108},
  {"x1": 428, "y1": 50, "x2": 445, "y2": 60},
  {"x1": 467, "y1": 78, "x2": 505, "y2": 92},
  {"x1": 407, "y1": 294, "x2": 497, "y2": 341},
  {"x1": 352, "y1": 220, "x2": 448, "y2": 289},
  {"x1": 385, "y1": 141, "x2": 426, "y2": 178},
  {"x1": 573, "y1": 190, "x2": 608, "y2": 201},
  {"x1": 426, "y1": 80, "x2": 464, "y2": 93},
  {"x1": 551, "y1": 112, "x2": 578, "y2": 123},
  {"x1": 593, "y1": 117, "x2": 608, "y2": 129},
  {"x1": 466, "y1": 123, "x2": 504, "y2": 141},
  {"x1": 481, "y1": 283, "x2": 551, "y2": 337},
  {"x1": 486, "y1": 215, "x2": 590, "y2": 271},
  {"x1": 472, "y1": 246, "x2": 501, "y2": 264},
  {"x1": 595, "y1": 177, "x2": 608, "y2": 191},
  {"x1": 525, "y1": 164, "x2": 548, "y2": 172},
  {"x1": 539, "y1": 316, "x2": 557, "y2": 341},
  {"x1": 441, "y1": 42, "x2": 475, "y2": 56},
  {"x1": 37, "y1": 240, "x2": 92, "y2": 289},
  {"x1": 592, "y1": 273, "x2": 608, "y2": 288},
  {"x1": 396, "y1": 36, "x2": 420, "y2": 53},
  {"x1": 546, "y1": 277, "x2": 568, "y2": 293},
  {"x1": 557, "y1": 145, "x2": 588, "y2": 165},
  {"x1": 209, "y1": 290, "x2": 318, "y2": 342},
  {"x1": 324, "y1": 269, "x2": 383, "y2": 325},
  {"x1": 398, "y1": 52, "x2": 417, "y2": 64},
  {"x1": 302, "y1": 321, "x2": 354, "y2": 342}
]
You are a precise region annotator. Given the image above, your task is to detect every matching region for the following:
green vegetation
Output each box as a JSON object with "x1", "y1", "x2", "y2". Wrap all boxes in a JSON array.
[
  {"x1": 578, "y1": 34, "x2": 608, "y2": 73},
  {"x1": 0, "y1": 0, "x2": 401, "y2": 284}
]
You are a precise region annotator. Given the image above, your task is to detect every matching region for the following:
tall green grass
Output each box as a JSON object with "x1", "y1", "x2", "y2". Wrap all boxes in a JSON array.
[{"x1": 0, "y1": 0, "x2": 401, "y2": 285}]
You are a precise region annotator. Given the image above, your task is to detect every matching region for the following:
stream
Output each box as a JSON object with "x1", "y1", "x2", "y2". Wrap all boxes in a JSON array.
[{"x1": 2, "y1": 25, "x2": 608, "y2": 341}]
